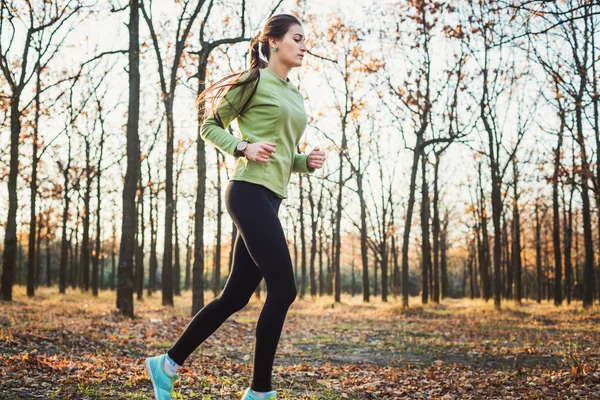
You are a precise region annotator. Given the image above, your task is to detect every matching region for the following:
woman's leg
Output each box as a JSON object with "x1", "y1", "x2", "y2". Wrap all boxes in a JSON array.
[
  {"x1": 225, "y1": 181, "x2": 298, "y2": 393},
  {"x1": 167, "y1": 226, "x2": 264, "y2": 366}
]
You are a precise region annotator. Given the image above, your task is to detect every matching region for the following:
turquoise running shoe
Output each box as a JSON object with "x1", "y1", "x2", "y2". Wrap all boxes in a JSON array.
[
  {"x1": 145, "y1": 354, "x2": 178, "y2": 400},
  {"x1": 241, "y1": 387, "x2": 277, "y2": 399}
]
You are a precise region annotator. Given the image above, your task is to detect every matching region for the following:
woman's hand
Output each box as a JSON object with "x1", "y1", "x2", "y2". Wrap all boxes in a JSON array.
[
  {"x1": 244, "y1": 142, "x2": 277, "y2": 163},
  {"x1": 307, "y1": 147, "x2": 326, "y2": 170}
]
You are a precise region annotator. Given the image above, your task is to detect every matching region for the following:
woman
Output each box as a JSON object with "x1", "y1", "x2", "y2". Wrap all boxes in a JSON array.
[{"x1": 145, "y1": 13, "x2": 326, "y2": 400}]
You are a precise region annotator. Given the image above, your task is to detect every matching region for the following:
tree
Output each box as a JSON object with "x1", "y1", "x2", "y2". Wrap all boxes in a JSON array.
[
  {"x1": 140, "y1": 0, "x2": 204, "y2": 307},
  {"x1": 117, "y1": 0, "x2": 141, "y2": 317}
]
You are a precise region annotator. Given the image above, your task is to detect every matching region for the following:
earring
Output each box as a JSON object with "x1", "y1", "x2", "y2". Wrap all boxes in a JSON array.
[{"x1": 272, "y1": 47, "x2": 277, "y2": 52}]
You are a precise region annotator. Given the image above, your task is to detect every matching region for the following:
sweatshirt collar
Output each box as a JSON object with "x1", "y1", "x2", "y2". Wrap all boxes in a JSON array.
[{"x1": 263, "y1": 67, "x2": 291, "y2": 86}]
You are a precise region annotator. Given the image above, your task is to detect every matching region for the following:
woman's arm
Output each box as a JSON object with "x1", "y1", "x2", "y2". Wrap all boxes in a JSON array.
[{"x1": 200, "y1": 74, "x2": 257, "y2": 156}]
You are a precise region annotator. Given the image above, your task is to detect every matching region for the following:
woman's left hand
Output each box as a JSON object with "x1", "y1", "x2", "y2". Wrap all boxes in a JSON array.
[{"x1": 307, "y1": 147, "x2": 326, "y2": 170}]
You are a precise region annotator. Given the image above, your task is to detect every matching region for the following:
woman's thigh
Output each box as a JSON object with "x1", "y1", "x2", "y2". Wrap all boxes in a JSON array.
[
  {"x1": 225, "y1": 181, "x2": 295, "y2": 295},
  {"x1": 217, "y1": 231, "x2": 263, "y2": 305}
]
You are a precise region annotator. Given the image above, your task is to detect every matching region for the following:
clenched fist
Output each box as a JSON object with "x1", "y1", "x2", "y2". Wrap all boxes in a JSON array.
[
  {"x1": 307, "y1": 147, "x2": 326, "y2": 170},
  {"x1": 244, "y1": 142, "x2": 277, "y2": 163}
]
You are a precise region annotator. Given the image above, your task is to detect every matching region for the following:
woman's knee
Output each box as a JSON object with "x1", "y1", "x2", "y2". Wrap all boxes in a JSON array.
[{"x1": 269, "y1": 284, "x2": 297, "y2": 306}]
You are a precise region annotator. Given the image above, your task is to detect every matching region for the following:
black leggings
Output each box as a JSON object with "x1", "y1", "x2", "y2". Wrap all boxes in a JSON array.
[{"x1": 167, "y1": 180, "x2": 297, "y2": 392}]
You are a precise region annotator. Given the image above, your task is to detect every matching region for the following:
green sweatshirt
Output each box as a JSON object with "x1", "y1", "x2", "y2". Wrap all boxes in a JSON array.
[{"x1": 200, "y1": 67, "x2": 315, "y2": 199}]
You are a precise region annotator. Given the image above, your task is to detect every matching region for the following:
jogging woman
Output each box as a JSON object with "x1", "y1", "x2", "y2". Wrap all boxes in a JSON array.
[{"x1": 145, "y1": 13, "x2": 326, "y2": 400}]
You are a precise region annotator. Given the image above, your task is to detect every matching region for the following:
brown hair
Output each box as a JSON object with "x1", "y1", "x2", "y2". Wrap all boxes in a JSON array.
[{"x1": 195, "y1": 14, "x2": 302, "y2": 126}]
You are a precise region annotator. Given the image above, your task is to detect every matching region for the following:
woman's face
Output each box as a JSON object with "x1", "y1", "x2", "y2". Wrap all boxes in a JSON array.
[{"x1": 270, "y1": 24, "x2": 307, "y2": 68}]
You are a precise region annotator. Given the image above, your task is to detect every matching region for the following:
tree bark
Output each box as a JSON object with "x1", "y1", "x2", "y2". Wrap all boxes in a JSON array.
[
  {"x1": 116, "y1": 0, "x2": 140, "y2": 317},
  {"x1": 432, "y1": 153, "x2": 441, "y2": 303},
  {"x1": 27, "y1": 62, "x2": 42, "y2": 297},
  {"x1": 192, "y1": 49, "x2": 209, "y2": 315},
  {"x1": 420, "y1": 155, "x2": 431, "y2": 304},
  {"x1": 299, "y1": 174, "x2": 307, "y2": 298},
  {"x1": 59, "y1": 136, "x2": 72, "y2": 294},
  {"x1": 512, "y1": 162, "x2": 523, "y2": 304},
  {"x1": 552, "y1": 93, "x2": 564, "y2": 306}
]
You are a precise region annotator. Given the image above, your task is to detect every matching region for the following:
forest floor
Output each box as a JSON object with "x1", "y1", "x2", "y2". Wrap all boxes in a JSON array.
[{"x1": 1, "y1": 286, "x2": 599, "y2": 399}]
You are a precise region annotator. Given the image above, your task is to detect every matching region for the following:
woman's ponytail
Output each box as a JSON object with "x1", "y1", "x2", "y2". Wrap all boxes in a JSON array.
[{"x1": 249, "y1": 31, "x2": 268, "y2": 70}]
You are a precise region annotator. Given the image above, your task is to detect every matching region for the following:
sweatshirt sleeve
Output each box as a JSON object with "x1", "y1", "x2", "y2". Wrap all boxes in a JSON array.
[
  {"x1": 292, "y1": 153, "x2": 315, "y2": 174},
  {"x1": 200, "y1": 74, "x2": 256, "y2": 157}
]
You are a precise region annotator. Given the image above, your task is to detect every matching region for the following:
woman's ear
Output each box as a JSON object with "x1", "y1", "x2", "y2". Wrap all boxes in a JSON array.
[{"x1": 268, "y1": 37, "x2": 278, "y2": 50}]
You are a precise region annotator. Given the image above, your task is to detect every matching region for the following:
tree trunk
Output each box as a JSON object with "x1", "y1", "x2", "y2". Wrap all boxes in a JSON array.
[
  {"x1": 93, "y1": 109, "x2": 106, "y2": 296},
  {"x1": 59, "y1": 137, "x2": 72, "y2": 294},
  {"x1": 477, "y1": 162, "x2": 491, "y2": 301},
  {"x1": 174, "y1": 158, "x2": 183, "y2": 297},
  {"x1": 468, "y1": 239, "x2": 475, "y2": 299},
  {"x1": 35, "y1": 214, "x2": 43, "y2": 290},
  {"x1": 440, "y1": 215, "x2": 449, "y2": 299},
  {"x1": 535, "y1": 199, "x2": 542, "y2": 303},
  {"x1": 576, "y1": 101, "x2": 595, "y2": 308},
  {"x1": 333, "y1": 150, "x2": 344, "y2": 303},
  {"x1": 401, "y1": 138, "x2": 423, "y2": 307},
  {"x1": 299, "y1": 174, "x2": 307, "y2": 298},
  {"x1": 307, "y1": 177, "x2": 318, "y2": 297},
  {"x1": 162, "y1": 96, "x2": 175, "y2": 306},
  {"x1": 391, "y1": 209, "x2": 400, "y2": 299},
  {"x1": 356, "y1": 174, "x2": 370, "y2": 302},
  {"x1": 421, "y1": 155, "x2": 431, "y2": 305},
  {"x1": 293, "y1": 221, "x2": 299, "y2": 287},
  {"x1": 174, "y1": 214, "x2": 181, "y2": 296},
  {"x1": 373, "y1": 254, "x2": 378, "y2": 297},
  {"x1": 27, "y1": 63, "x2": 42, "y2": 297},
  {"x1": 432, "y1": 153, "x2": 441, "y2": 303},
  {"x1": 185, "y1": 222, "x2": 192, "y2": 291},
  {"x1": 503, "y1": 214, "x2": 512, "y2": 299},
  {"x1": 512, "y1": 168, "x2": 523, "y2": 304},
  {"x1": 591, "y1": 10, "x2": 600, "y2": 308},
  {"x1": 148, "y1": 165, "x2": 158, "y2": 296},
  {"x1": 82, "y1": 138, "x2": 92, "y2": 292},
  {"x1": 116, "y1": 0, "x2": 140, "y2": 317},
  {"x1": 318, "y1": 221, "x2": 324, "y2": 297},
  {"x1": 74, "y1": 202, "x2": 80, "y2": 288},
  {"x1": 46, "y1": 226, "x2": 51, "y2": 287},
  {"x1": 2, "y1": 95, "x2": 21, "y2": 301},
  {"x1": 552, "y1": 99, "x2": 564, "y2": 306},
  {"x1": 136, "y1": 169, "x2": 145, "y2": 300},
  {"x1": 111, "y1": 215, "x2": 116, "y2": 291},
  {"x1": 192, "y1": 50, "x2": 209, "y2": 315},
  {"x1": 212, "y1": 150, "x2": 222, "y2": 296},
  {"x1": 562, "y1": 175, "x2": 574, "y2": 304}
]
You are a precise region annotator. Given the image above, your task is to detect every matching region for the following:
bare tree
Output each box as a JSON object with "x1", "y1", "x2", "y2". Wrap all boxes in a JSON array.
[
  {"x1": 117, "y1": 0, "x2": 141, "y2": 317},
  {"x1": 140, "y1": 0, "x2": 204, "y2": 306}
]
